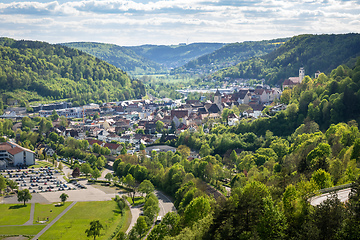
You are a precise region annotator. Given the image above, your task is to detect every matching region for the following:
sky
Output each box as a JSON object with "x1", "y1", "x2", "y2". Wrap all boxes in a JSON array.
[{"x1": 0, "y1": 0, "x2": 359, "y2": 46}]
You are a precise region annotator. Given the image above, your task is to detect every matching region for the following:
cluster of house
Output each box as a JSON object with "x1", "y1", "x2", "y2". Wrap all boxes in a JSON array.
[
  {"x1": 0, "y1": 141, "x2": 35, "y2": 169},
  {"x1": 39, "y1": 86, "x2": 282, "y2": 151},
  {"x1": 1, "y1": 83, "x2": 286, "y2": 168}
]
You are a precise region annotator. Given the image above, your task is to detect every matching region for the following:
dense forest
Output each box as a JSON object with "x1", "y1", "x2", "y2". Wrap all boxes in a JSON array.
[
  {"x1": 213, "y1": 33, "x2": 360, "y2": 85},
  {"x1": 127, "y1": 43, "x2": 225, "y2": 69},
  {"x1": 171, "y1": 38, "x2": 289, "y2": 75},
  {"x1": 0, "y1": 38, "x2": 145, "y2": 106},
  {"x1": 62, "y1": 42, "x2": 165, "y2": 75}
]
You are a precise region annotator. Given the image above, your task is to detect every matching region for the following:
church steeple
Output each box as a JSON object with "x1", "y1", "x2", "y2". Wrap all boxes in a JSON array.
[
  {"x1": 215, "y1": 89, "x2": 221, "y2": 97},
  {"x1": 299, "y1": 67, "x2": 305, "y2": 82},
  {"x1": 214, "y1": 89, "x2": 222, "y2": 111}
]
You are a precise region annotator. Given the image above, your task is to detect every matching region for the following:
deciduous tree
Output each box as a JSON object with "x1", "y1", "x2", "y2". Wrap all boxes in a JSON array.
[
  {"x1": 17, "y1": 189, "x2": 32, "y2": 205},
  {"x1": 85, "y1": 220, "x2": 103, "y2": 240},
  {"x1": 60, "y1": 193, "x2": 69, "y2": 205}
]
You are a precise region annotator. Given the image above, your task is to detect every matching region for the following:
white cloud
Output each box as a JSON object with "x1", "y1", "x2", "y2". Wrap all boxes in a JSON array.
[{"x1": 0, "y1": 0, "x2": 358, "y2": 45}]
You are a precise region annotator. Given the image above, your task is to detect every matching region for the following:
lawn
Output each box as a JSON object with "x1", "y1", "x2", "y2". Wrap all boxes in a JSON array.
[
  {"x1": 28, "y1": 161, "x2": 54, "y2": 168},
  {"x1": 0, "y1": 225, "x2": 45, "y2": 236},
  {"x1": 39, "y1": 201, "x2": 130, "y2": 240},
  {"x1": 0, "y1": 204, "x2": 31, "y2": 225},
  {"x1": 34, "y1": 202, "x2": 72, "y2": 224},
  {"x1": 126, "y1": 196, "x2": 145, "y2": 206}
]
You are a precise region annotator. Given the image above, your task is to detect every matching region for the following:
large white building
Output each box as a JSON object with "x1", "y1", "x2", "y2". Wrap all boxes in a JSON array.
[
  {"x1": 0, "y1": 142, "x2": 35, "y2": 168},
  {"x1": 39, "y1": 107, "x2": 84, "y2": 118}
]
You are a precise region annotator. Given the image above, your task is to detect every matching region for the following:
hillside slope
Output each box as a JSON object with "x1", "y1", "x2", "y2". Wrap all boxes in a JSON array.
[
  {"x1": 62, "y1": 42, "x2": 165, "y2": 75},
  {"x1": 213, "y1": 33, "x2": 360, "y2": 85},
  {"x1": 172, "y1": 38, "x2": 289, "y2": 75},
  {"x1": 0, "y1": 38, "x2": 145, "y2": 105},
  {"x1": 127, "y1": 43, "x2": 225, "y2": 69}
]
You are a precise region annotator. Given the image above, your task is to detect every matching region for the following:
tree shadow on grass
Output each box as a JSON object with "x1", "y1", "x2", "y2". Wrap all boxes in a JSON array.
[{"x1": 9, "y1": 204, "x2": 27, "y2": 209}]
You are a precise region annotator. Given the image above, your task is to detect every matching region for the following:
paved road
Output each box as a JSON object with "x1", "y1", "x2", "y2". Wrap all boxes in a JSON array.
[
  {"x1": 100, "y1": 166, "x2": 113, "y2": 181},
  {"x1": 155, "y1": 190, "x2": 176, "y2": 217},
  {"x1": 31, "y1": 201, "x2": 77, "y2": 240},
  {"x1": 125, "y1": 203, "x2": 142, "y2": 234},
  {"x1": 125, "y1": 190, "x2": 176, "y2": 234},
  {"x1": 310, "y1": 188, "x2": 351, "y2": 206}
]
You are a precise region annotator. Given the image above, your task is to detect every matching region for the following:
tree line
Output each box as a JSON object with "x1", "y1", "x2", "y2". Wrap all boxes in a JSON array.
[
  {"x1": 0, "y1": 38, "x2": 145, "y2": 106},
  {"x1": 213, "y1": 33, "x2": 360, "y2": 85}
]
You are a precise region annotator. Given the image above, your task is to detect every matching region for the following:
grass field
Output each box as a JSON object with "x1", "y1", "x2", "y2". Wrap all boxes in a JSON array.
[
  {"x1": 126, "y1": 196, "x2": 145, "y2": 206},
  {"x1": 29, "y1": 161, "x2": 54, "y2": 169},
  {"x1": 39, "y1": 201, "x2": 130, "y2": 240},
  {"x1": 0, "y1": 225, "x2": 45, "y2": 236},
  {"x1": 0, "y1": 204, "x2": 31, "y2": 225},
  {"x1": 33, "y1": 202, "x2": 72, "y2": 224}
]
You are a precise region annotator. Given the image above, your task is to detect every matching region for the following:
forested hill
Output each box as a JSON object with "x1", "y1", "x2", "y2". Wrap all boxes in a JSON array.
[
  {"x1": 0, "y1": 38, "x2": 145, "y2": 105},
  {"x1": 61, "y1": 42, "x2": 165, "y2": 75},
  {"x1": 213, "y1": 33, "x2": 360, "y2": 85},
  {"x1": 127, "y1": 43, "x2": 225, "y2": 69},
  {"x1": 171, "y1": 38, "x2": 289, "y2": 75}
]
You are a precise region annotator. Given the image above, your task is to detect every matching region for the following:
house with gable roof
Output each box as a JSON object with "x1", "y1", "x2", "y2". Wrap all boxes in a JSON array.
[
  {"x1": 0, "y1": 142, "x2": 35, "y2": 167},
  {"x1": 103, "y1": 142, "x2": 123, "y2": 155}
]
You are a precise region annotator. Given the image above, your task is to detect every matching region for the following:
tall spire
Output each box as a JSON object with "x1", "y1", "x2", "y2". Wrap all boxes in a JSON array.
[{"x1": 215, "y1": 89, "x2": 221, "y2": 96}]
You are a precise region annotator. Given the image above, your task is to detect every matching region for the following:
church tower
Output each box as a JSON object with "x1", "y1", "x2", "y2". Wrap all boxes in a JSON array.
[
  {"x1": 214, "y1": 89, "x2": 222, "y2": 111},
  {"x1": 299, "y1": 67, "x2": 305, "y2": 83}
]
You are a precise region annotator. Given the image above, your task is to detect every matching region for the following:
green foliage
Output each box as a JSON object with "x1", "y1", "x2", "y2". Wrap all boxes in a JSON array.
[
  {"x1": 313, "y1": 194, "x2": 345, "y2": 240},
  {"x1": 85, "y1": 220, "x2": 104, "y2": 240},
  {"x1": 134, "y1": 216, "x2": 148, "y2": 238},
  {"x1": 183, "y1": 196, "x2": 212, "y2": 227},
  {"x1": 0, "y1": 175, "x2": 6, "y2": 194},
  {"x1": 0, "y1": 38, "x2": 145, "y2": 104},
  {"x1": 311, "y1": 169, "x2": 333, "y2": 189},
  {"x1": 138, "y1": 180, "x2": 155, "y2": 196},
  {"x1": 60, "y1": 193, "x2": 69, "y2": 204},
  {"x1": 92, "y1": 168, "x2": 101, "y2": 180},
  {"x1": 130, "y1": 43, "x2": 224, "y2": 67},
  {"x1": 172, "y1": 38, "x2": 287, "y2": 75},
  {"x1": 17, "y1": 189, "x2": 32, "y2": 205},
  {"x1": 62, "y1": 42, "x2": 164, "y2": 75},
  {"x1": 257, "y1": 196, "x2": 287, "y2": 240},
  {"x1": 143, "y1": 192, "x2": 160, "y2": 223},
  {"x1": 213, "y1": 33, "x2": 360, "y2": 85},
  {"x1": 114, "y1": 195, "x2": 126, "y2": 215},
  {"x1": 105, "y1": 173, "x2": 113, "y2": 181}
]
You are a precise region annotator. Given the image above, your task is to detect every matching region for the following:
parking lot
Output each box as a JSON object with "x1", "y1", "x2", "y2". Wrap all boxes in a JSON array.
[
  {"x1": 0, "y1": 167, "x2": 86, "y2": 194},
  {"x1": 1, "y1": 165, "x2": 121, "y2": 203}
]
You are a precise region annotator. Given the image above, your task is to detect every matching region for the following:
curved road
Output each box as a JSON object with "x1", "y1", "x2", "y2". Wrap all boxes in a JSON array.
[
  {"x1": 310, "y1": 188, "x2": 351, "y2": 206},
  {"x1": 125, "y1": 190, "x2": 175, "y2": 234}
]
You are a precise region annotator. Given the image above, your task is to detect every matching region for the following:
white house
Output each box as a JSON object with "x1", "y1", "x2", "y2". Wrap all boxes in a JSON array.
[
  {"x1": 97, "y1": 130, "x2": 110, "y2": 141},
  {"x1": 0, "y1": 142, "x2": 35, "y2": 167}
]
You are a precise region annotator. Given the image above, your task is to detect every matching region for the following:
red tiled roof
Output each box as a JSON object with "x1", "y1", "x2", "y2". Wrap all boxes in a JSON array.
[
  {"x1": 87, "y1": 139, "x2": 104, "y2": 146},
  {"x1": 103, "y1": 142, "x2": 121, "y2": 150},
  {"x1": 171, "y1": 110, "x2": 189, "y2": 119},
  {"x1": 0, "y1": 142, "x2": 12, "y2": 151},
  {"x1": 8, "y1": 147, "x2": 23, "y2": 155}
]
